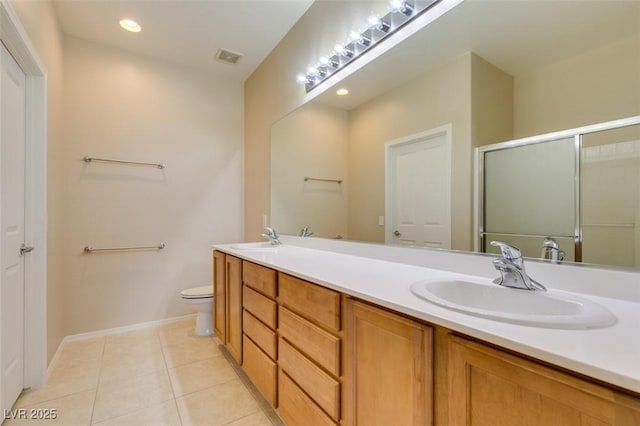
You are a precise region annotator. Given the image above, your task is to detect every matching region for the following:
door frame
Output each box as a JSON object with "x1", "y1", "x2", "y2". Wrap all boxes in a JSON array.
[
  {"x1": 1, "y1": 1, "x2": 47, "y2": 388},
  {"x1": 384, "y1": 124, "x2": 452, "y2": 244}
]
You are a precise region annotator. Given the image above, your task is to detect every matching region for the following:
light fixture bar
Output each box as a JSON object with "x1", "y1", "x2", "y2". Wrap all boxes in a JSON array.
[{"x1": 298, "y1": 0, "x2": 441, "y2": 93}]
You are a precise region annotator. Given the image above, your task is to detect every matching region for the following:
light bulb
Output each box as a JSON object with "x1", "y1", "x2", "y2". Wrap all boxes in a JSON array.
[
  {"x1": 388, "y1": 0, "x2": 403, "y2": 11},
  {"x1": 321, "y1": 56, "x2": 338, "y2": 69},
  {"x1": 367, "y1": 14, "x2": 381, "y2": 27},
  {"x1": 334, "y1": 43, "x2": 354, "y2": 58},
  {"x1": 351, "y1": 30, "x2": 371, "y2": 47},
  {"x1": 368, "y1": 14, "x2": 390, "y2": 32},
  {"x1": 119, "y1": 18, "x2": 141, "y2": 33},
  {"x1": 296, "y1": 73, "x2": 308, "y2": 85},
  {"x1": 389, "y1": 0, "x2": 414, "y2": 16}
]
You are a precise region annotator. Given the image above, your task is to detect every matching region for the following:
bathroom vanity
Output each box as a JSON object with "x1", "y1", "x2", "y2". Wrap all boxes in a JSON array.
[{"x1": 212, "y1": 238, "x2": 640, "y2": 425}]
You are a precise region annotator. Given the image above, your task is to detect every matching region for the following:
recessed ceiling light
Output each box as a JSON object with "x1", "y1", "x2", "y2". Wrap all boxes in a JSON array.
[
  {"x1": 336, "y1": 88, "x2": 349, "y2": 96},
  {"x1": 119, "y1": 19, "x2": 141, "y2": 33}
]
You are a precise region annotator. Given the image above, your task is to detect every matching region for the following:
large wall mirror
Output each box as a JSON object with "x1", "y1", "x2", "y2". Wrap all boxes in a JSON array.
[{"x1": 271, "y1": 0, "x2": 640, "y2": 269}]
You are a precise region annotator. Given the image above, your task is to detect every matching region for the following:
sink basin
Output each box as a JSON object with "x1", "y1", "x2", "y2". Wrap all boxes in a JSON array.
[
  {"x1": 410, "y1": 279, "x2": 616, "y2": 329},
  {"x1": 229, "y1": 242, "x2": 279, "y2": 251}
]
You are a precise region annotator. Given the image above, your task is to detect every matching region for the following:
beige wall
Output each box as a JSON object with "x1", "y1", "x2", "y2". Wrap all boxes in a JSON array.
[
  {"x1": 61, "y1": 36, "x2": 243, "y2": 335},
  {"x1": 10, "y1": 0, "x2": 66, "y2": 362},
  {"x1": 514, "y1": 34, "x2": 640, "y2": 138},
  {"x1": 471, "y1": 53, "x2": 513, "y2": 148},
  {"x1": 10, "y1": 2, "x2": 245, "y2": 356},
  {"x1": 271, "y1": 104, "x2": 349, "y2": 238}
]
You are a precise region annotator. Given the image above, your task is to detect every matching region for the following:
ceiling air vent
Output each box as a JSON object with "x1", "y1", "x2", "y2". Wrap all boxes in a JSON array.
[{"x1": 215, "y1": 48, "x2": 243, "y2": 65}]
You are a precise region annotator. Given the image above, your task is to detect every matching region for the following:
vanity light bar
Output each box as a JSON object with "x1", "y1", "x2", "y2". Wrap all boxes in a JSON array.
[{"x1": 296, "y1": 0, "x2": 440, "y2": 93}]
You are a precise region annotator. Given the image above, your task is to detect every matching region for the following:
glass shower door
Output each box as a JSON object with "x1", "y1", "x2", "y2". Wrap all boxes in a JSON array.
[
  {"x1": 581, "y1": 125, "x2": 640, "y2": 268},
  {"x1": 481, "y1": 137, "x2": 578, "y2": 260}
]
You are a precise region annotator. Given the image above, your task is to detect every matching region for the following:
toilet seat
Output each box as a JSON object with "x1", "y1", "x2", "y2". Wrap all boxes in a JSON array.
[{"x1": 180, "y1": 286, "x2": 213, "y2": 299}]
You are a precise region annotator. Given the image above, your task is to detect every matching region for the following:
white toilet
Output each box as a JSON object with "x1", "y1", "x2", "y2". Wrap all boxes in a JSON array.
[{"x1": 180, "y1": 286, "x2": 214, "y2": 336}]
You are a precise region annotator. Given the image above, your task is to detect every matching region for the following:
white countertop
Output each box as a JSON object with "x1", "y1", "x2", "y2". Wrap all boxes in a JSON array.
[{"x1": 213, "y1": 237, "x2": 640, "y2": 394}]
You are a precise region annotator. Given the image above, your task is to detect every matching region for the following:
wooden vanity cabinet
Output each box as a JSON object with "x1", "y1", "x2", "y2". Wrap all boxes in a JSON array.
[
  {"x1": 214, "y1": 251, "x2": 640, "y2": 426},
  {"x1": 277, "y1": 273, "x2": 343, "y2": 426},
  {"x1": 213, "y1": 250, "x2": 226, "y2": 341},
  {"x1": 241, "y1": 261, "x2": 278, "y2": 406},
  {"x1": 344, "y1": 299, "x2": 433, "y2": 426},
  {"x1": 212, "y1": 251, "x2": 243, "y2": 363},
  {"x1": 447, "y1": 335, "x2": 640, "y2": 425}
]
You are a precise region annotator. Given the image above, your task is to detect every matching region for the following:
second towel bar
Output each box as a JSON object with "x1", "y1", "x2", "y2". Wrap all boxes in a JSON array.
[
  {"x1": 304, "y1": 176, "x2": 343, "y2": 184},
  {"x1": 84, "y1": 243, "x2": 166, "y2": 253},
  {"x1": 83, "y1": 156, "x2": 166, "y2": 169}
]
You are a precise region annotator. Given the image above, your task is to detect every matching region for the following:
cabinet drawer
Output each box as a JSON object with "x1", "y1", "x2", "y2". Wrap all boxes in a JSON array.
[
  {"x1": 243, "y1": 286, "x2": 277, "y2": 329},
  {"x1": 242, "y1": 335, "x2": 277, "y2": 406},
  {"x1": 279, "y1": 306, "x2": 340, "y2": 377},
  {"x1": 243, "y1": 261, "x2": 277, "y2": 298},
  {"x1": 243, "y1": 310, "x2": 277, "y2": 360},
  {"x1": 278, "y1": 371, "x2": 337, "y2": 426},
  {"x1": 278, "y1": 273, "x2": 341, "y2": 332},
  {"x1": 279, "y1": 338, "x2": 340, "y2": 421}
]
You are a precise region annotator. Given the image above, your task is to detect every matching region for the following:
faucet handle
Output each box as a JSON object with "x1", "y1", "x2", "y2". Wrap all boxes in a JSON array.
[
  {"x1": 299, "y1": 226, "x2": 314, "y2": 237},
  {"x1": 490, "y1": 241, "x2": 522, "y2": 261}
]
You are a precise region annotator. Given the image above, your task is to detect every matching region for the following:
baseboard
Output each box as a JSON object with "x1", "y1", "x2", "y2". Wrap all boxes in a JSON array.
[
  {"x1": 46, "y1": 339, "x2": 66, "y2": 380},
  {"x1": 46, "y1": 314, "x2": 197, "y2": 377}
]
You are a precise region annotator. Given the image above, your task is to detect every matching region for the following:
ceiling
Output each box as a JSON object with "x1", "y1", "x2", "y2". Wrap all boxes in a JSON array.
[
  {"x1": 312, "y1": 0, "x2": 640, "y2": 110},
  {"x1": 53, "y1": 0, "x2": 314, "y2": 81}
]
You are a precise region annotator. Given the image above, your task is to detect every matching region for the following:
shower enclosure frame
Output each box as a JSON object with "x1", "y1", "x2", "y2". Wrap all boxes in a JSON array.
[{"x1": 474, "y1": 115, "x2": 640, "y2": 262}]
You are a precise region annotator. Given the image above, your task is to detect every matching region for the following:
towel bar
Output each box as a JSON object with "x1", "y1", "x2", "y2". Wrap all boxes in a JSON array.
[{"x1": 83, "y1": 243, "x2": 165, "y2": 253}]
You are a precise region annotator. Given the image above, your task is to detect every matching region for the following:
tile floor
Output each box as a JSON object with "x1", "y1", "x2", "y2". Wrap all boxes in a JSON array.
[{"x1": 6, "y1": 318, "x2": 284, "y2": 426}]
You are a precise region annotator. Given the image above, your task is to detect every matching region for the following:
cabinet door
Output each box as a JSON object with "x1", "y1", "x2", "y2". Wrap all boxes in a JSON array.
[
  {"x1": 225, "y1": 255, "x2": 243, "y2": 363},
  {"x1": 213, "y1": 250, "x2": 226, "y2": 342},
  {"x1": 448, "y1": 336, "x2": 640, "y2": 426},
  {"x1": 344, "y1": 299, "x2": 433, "y2": 426}
]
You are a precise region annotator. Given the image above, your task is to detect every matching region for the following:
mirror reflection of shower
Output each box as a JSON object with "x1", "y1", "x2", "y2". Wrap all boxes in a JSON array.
[{"x1": 476, "y1": 118, "x2": 640, "y2": 268}]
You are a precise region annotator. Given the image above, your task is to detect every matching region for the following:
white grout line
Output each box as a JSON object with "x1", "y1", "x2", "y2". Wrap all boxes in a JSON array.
[
  {"x1": 157, "y1": 325, "x2": 185, "y2": 426},
  {"x1": 88, "y1": 335, "x2": 106, "y2": 425}
]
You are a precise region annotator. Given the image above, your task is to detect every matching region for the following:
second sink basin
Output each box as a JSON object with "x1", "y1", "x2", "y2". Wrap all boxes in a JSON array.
[{"x1": 410, "y1": 279, "x2": 616, "y2": 329}]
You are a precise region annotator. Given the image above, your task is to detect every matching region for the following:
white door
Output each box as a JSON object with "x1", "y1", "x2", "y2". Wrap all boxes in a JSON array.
[
  {"x1": 1, "y1": 42, "x2": 27, "y2": 413},
  {"x1": 386, "y1": 126, "x2": 451, "y2": 248}
]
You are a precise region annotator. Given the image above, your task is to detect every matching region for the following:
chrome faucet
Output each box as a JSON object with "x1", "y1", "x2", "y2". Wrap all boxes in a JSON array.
[
  {"x1": 299, "y1": 226, "x2": 314, "y2": 237},
  {"x1": 261, "y1": 227, "x2": 281, "y2": 246},
  {"x1": 490, "y1": 241, "x2": 546, "y2": 291},
  {"x1": 541, "y1": 237, "x2": 564, "y2": 263}
]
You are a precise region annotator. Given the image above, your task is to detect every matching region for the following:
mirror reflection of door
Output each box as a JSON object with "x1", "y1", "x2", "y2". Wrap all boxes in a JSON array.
[{"x1": 385, "y1": 125, "x2": 452, "y2": 248}]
